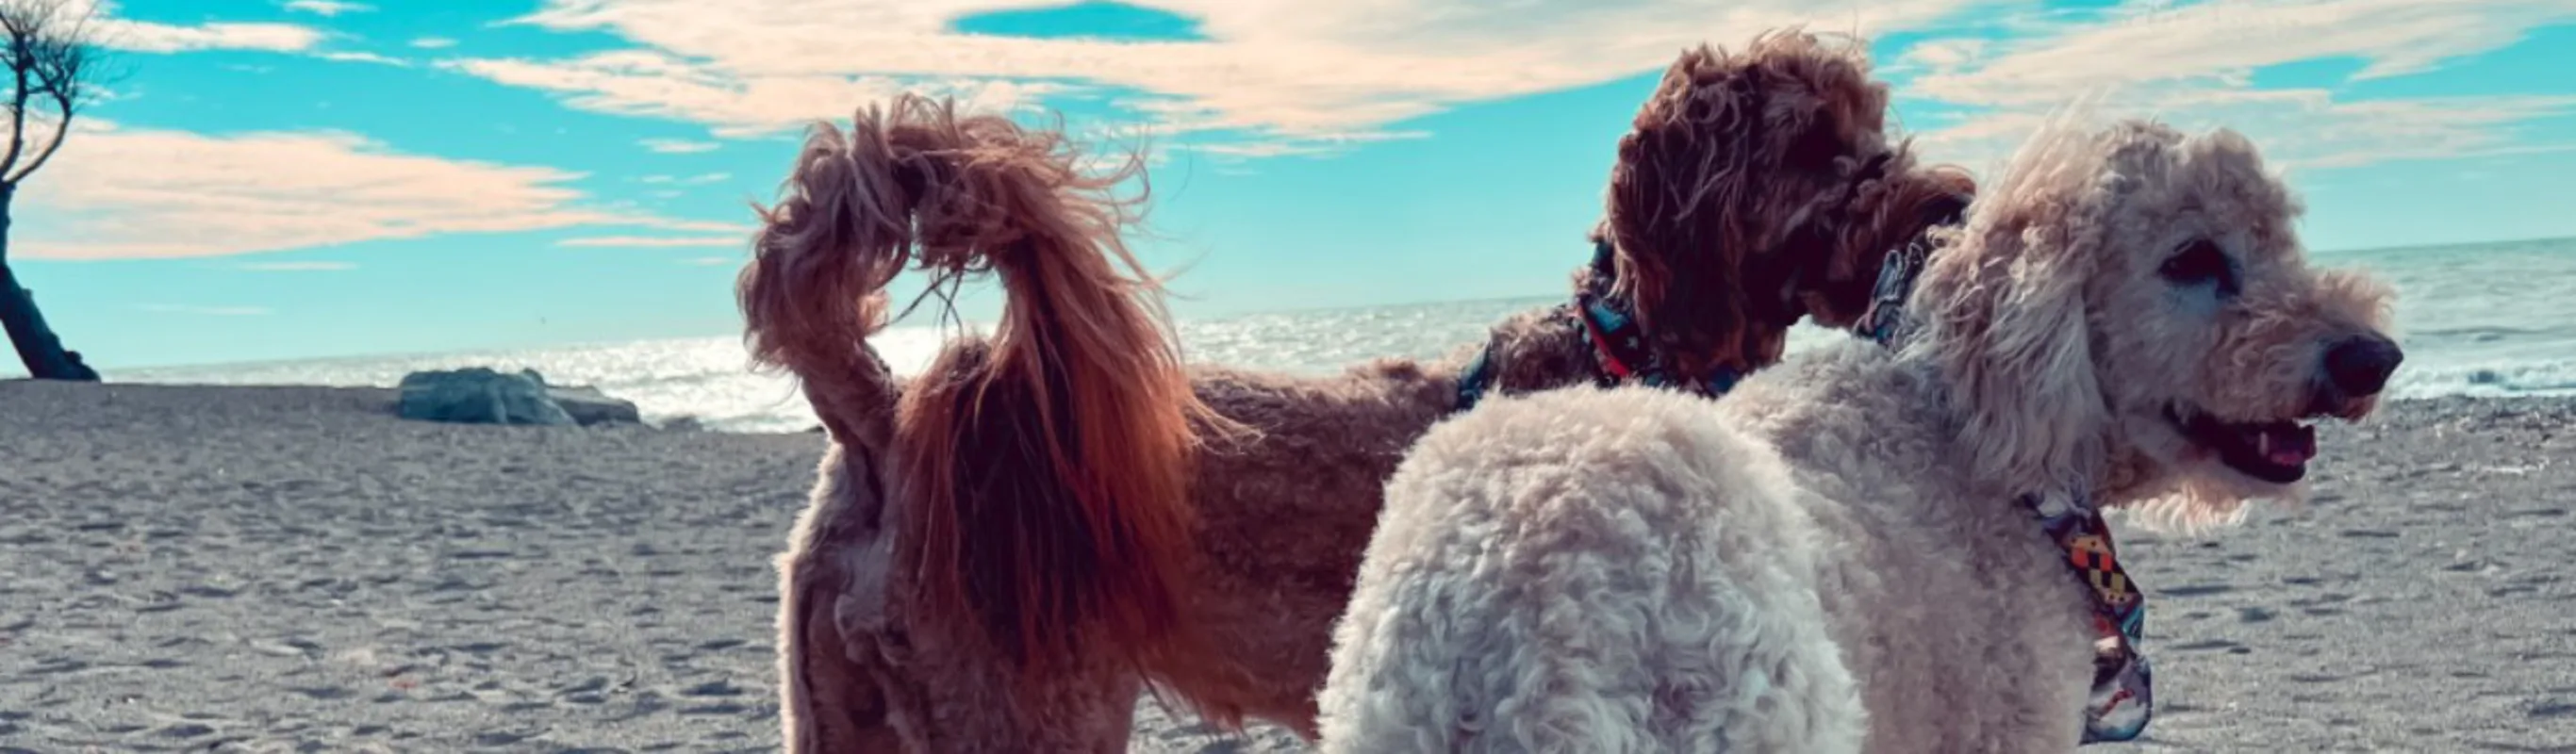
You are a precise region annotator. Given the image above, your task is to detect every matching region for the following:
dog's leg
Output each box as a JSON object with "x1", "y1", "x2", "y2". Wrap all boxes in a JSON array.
[
  {"x1": 776, "y1": 441, "x2": 913, "y2": 752},
  {"x1": 784, "y1": 564, "x2": 1141, "y2": 753},
  {"x1": 780, "y1": 552, "x2": 907, "y2": 751},
  {"x1": 813, "y1": 583, "x2": 1141, "y2": 753},
  {"x1": 907, "y1": 647, "x2": 1139, "y2": 752},
  {"x1": 777, "y1": 491, "x2": 1141, "y2": 753}
]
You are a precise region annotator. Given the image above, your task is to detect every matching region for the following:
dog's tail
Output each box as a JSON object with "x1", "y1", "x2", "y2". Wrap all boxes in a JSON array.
[{"x1": 738, "y1": 94, "x2": 1219, "y2": 679}]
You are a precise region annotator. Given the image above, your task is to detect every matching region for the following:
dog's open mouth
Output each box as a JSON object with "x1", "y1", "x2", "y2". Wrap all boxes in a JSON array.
[{"x1": 2165, "y1": 406, "x2": 2321, "y2": 484}]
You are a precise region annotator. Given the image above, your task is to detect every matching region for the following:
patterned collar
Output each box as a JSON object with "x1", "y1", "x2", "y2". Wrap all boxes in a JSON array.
[
  {"x1": 1855, "y1": 228, "x2": 1940, "y2": 347},
  {"x1": 2026, "y1": 493, "x2": 2155, "y2": 744},
  {"x1": 1454, "y1": 240, "x2": 1742, "y2": 412},
  {"x1": 1864, "y1": 231, "x2": 2155, "y2": 745},
  {"x1": 1568, "y1": 289, "x2": 1743, "y2": 396}
]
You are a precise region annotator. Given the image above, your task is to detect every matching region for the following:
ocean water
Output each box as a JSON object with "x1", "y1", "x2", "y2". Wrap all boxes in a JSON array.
[{"x1": 115, "y1": 238, "x2": 2576, "y2": 434}]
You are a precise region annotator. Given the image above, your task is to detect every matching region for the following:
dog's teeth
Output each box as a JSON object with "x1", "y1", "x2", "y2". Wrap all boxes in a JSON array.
[{"x1": 2256, "y1": 432, "x2": 2270, "y2": 457}]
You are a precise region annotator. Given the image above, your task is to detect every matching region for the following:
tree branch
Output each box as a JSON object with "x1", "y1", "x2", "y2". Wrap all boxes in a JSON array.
[
  {"x1": 10, "y1": 90, "x2": 70, "y2": 182},
  {"x1": 0, "y1": 9, "x2": 37, "y2": 183},
  {"x1": 2, "y1": 69, "x2": 32, "y2": 182},
  {"x1": 0, "y1": 0, "x2": 95, "y2": 187}
]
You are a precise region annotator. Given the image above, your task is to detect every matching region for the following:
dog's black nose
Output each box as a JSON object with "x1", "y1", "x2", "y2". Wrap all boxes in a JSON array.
[{"x1": 2323, "y1": 335, "x2": 2403, "y2": 397}]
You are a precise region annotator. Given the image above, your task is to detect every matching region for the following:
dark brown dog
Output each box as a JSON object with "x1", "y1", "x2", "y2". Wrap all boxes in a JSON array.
[{"x1": 742, "y1": 31, "x2": 1974, "y2": 752}]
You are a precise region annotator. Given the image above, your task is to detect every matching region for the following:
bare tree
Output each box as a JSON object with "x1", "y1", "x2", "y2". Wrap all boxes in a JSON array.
[{"x1": 0, "y1": 0, "x2": 102, "y2": 380}]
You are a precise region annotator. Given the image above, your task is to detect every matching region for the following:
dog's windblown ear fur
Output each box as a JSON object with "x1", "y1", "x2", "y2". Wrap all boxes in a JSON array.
[
  {"x1": 1804, "y1": 153, "x2": 1975, "y2": 328},
  {"x1": 1596, "y1": 43, "x2": 1759, "y2": 379},
  {"x1": 1905, "y1": 118, "x2": 2145, "y2": 499}
]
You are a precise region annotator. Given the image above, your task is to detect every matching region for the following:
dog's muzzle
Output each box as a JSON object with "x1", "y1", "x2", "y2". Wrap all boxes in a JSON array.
[{"x1": 2310, "y1": 333, "x2": 2403, "y2": 418}]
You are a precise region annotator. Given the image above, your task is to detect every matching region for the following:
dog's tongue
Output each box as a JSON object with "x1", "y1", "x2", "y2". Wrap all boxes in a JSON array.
[{"x1": 2253, "y1": 423, "x2": 2318, "y2": 467}]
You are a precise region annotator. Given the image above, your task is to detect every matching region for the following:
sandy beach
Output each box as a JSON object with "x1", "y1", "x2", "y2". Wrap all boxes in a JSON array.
[{"x1": 2, "y1": 379, "x2": 2570, "y2": 752}]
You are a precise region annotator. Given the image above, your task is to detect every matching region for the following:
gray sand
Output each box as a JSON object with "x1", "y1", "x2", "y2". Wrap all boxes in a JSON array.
[{"x1": 1, "y1": 381, "x2": 2569, "y2": 752}]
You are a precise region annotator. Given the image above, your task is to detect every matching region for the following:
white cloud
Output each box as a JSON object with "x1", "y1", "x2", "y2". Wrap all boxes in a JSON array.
[
  {"x1": 40, "y1": 0, "x2": 318, "y2": 54},
  {"x1": 1917, "y1": 87, "x2": 2576, "y2": 175},
  {"x1": 10, "y1": 121, "x2": 671, "y2": 260},
  {"x1": 64, "y1": 2, "x2": 405, "y2": 67},
  {"x1": 97, "y1": 18, "x2": 322, "y2": 53},
  {"x1": 1905, "y1": 0, "x2": 2576, "y2": 107},
  {"x1": 638, "y1": 137, "x2": 718, "y2": 153},
  {"x1": 639, "y1": 172, "x2": 729, "y2": 185},
  {"x1": 409, "y1": 36, "x2": 457, "y2": 49},
  {"x1": 557, "y1": 235, "x2": 744, "y2": 248},
  {"x1": 628, "y1": 218, "x2": 752, "y2": 234},
  {"x1": 140, "y1": 303, "x2": 272, "y2": 316},
  {"x1": 238, "y1": 260, "x2": 356, "y2": 271},
  {"x1": 282, "y1": 0, "x2": 372, "y2": 16},
  {"x1": 316, "y1": 51, "x2": 408, "y2": 67},
  {"x1": 442, "y1": 51, "x2": 1068, "y2": 139},
  {"x1": 1896, "y1": 0, "x2": 2576, "y2": 172},
  {"x1": 449, "y1": 0, "x2": 1982, "y2": 146},
  {"x1": 2187, "y1": 90, "x2": 2576, "y2": 169},
  {"x1": 1177, "y1": 128, "x2": 1433, "y2": 160}
]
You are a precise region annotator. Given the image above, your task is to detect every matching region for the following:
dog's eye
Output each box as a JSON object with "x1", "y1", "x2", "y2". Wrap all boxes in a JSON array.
[{"x1": 2158, "y1": 238, "x2": 2237, "y2": 296}]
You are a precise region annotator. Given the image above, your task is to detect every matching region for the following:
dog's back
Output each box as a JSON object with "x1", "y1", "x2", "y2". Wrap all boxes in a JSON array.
[{"x1": 1316, "y1": 385, "x2": 1867, "y2": 753}]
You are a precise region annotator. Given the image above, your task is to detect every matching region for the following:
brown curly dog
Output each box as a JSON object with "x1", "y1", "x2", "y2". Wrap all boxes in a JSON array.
[{"x1": 741, "y1": 31, "x2": 1976, "y2": 752}]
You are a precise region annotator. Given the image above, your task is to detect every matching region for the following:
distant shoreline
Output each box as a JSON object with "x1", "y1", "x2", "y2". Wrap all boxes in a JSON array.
[
  {"x1": 29, "y1": 232, "x2": 2576, "y2": 378},
  {"x1": 9, "y1": 376, "x2": 2574, "y2": 436},
  {"x1": 23, "y1": 241, "x2": 2576, "y2": 431},
  {"x1": 6, "y1": 377, "x2": 2568, "y2": 437}
]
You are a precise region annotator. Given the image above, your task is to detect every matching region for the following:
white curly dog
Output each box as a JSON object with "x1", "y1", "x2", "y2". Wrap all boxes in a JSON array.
[{"x1": 1314, "y1": 113, "x2": 2404, "y2": 753}]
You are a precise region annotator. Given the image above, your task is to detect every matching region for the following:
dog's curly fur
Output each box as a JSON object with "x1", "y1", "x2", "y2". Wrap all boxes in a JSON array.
[
  {"x1": 748, "y1": 32, "x2": 1973, "y2": 751},
  {"x1": 1314, "y1": 113, "x2": 2403, "y2": 752}
]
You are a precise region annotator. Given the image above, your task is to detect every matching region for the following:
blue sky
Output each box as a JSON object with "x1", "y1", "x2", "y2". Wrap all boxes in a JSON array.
[{"x1": 7, "y1": 0, "x2": 2573, "y2": 370}]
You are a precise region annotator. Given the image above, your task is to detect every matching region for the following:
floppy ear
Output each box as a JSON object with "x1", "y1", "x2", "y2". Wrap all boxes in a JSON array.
[
  {"x1": 1909, "y1": 215, "x2": 2105, "y2": 499},
  {"x1": 1804, "y1": 149, "x2": 1974, "y2": 328},
  {"x1": 1600, "y1": 32, "x2": 1886, "y2": 380},
  {"x1": 1599, "y1": 42, "x2": 1755, "y2": 379},
  {"x1": 1904, "y1": 123, "x2": 2140, "y2": 499}
]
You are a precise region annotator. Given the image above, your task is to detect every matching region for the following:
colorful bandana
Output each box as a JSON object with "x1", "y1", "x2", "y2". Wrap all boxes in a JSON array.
[
  {"x1": 1868, "y1": 233, "x2": 2156, "y2": 745},
  {"x1": 2028, "y1": 494, "x2": 2155, "y2": 744}
]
